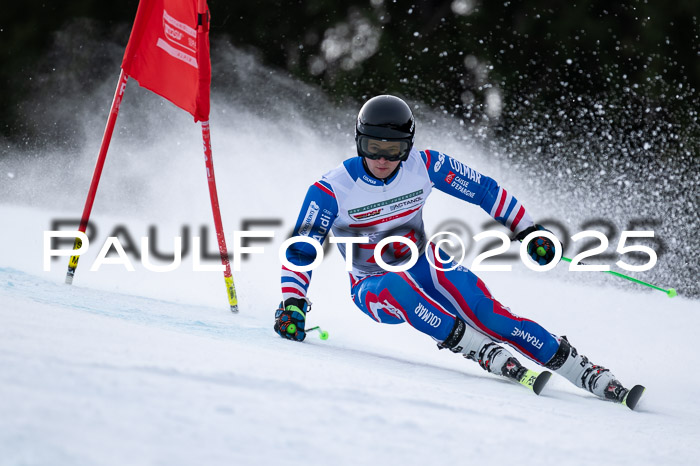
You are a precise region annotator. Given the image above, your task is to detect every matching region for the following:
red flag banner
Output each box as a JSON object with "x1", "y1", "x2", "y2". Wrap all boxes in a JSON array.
[{"x1": 121, "y1": 0, "x2": 211, "y2": 122}]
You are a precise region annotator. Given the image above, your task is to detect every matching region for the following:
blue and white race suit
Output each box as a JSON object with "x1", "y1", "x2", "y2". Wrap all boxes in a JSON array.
[{"x1": 281, "y1": 148, "x2": 560, "y2": 364}]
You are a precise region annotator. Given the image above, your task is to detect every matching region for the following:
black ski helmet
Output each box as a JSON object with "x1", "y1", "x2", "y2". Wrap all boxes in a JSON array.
[{"x1": 355, "y1": 95, "x2": 415, "y2": 161}]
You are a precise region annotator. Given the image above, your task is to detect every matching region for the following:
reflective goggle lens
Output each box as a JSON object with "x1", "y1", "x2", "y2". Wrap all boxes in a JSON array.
[{"x1": 358, "y1": 136, "x2": 410, "y2": 161}]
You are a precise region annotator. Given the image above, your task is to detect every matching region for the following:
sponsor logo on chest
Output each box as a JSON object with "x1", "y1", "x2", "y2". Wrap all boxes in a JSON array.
[
  {"x1": 351, "y1": 208, "x2": 382, "y2": 220},
  {"x1": 361, "y1": 173, "x2": 379, "y2": 186},
  {"x1": 348, "y1": 190, "x2": 424, "y2": 217}
]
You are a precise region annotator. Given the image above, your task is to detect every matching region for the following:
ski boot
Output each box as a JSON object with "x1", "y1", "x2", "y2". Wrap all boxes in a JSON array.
[
  {"x1": 439, "y1": 319, "x2": 551, "y2": 395},
  {"x1": 545, "y1": 336, "x2": 645, "y2": 410}
]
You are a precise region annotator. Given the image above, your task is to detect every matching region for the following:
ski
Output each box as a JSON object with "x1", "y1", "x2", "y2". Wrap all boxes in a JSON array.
[
  {"x1": 518, "y1": 369, "x2": 551, "y2": 395},
  {"x1": 622, "y1": 384, "x2": 646, "y2": 410}
]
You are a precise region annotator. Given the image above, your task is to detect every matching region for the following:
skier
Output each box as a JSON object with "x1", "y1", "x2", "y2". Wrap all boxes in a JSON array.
[{"x1": 274, "y1": 95, "x2": 643, "y2": 408}]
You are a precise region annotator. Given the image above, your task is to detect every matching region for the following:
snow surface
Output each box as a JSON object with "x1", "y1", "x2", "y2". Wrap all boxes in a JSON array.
[
  {"x1": 3, "y1": 187, "x2": 700, "y2": 466},
  {"x1": 1, "y1": 53, "x2": 699, "y2": 464},
  {"x1": 2, "y1": 228, "x2": 700, "y2": 466}
]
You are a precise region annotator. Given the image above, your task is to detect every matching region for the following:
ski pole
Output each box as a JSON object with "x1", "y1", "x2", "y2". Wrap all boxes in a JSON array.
[
  {"x1": 560, "y1": 256, "x2": 676, "y2": 298},
  {"x1": 285, "y1": 324, "x2": 329, "y2": 340},
  {"x1": 306, "y1": 326, "x2": 329, "y2": 340}
]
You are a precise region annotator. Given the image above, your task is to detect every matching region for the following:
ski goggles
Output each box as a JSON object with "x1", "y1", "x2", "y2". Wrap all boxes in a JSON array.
[{"x1": 357, "y1": 135, "x2": 411, "y2": 162}]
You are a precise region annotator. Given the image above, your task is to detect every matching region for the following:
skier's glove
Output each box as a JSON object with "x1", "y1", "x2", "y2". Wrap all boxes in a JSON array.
[
  {"x1": 514, "y1": 224, "x2": 558, "y2": 266},
  {"x1": 274, "y1": 297, "x2": 309, "y2": 342}
]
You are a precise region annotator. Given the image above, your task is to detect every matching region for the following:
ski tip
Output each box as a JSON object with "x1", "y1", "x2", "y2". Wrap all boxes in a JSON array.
[
  {"x1": 533, "y1": 371, "x2": 552, "y2": 395},
  {"x1": 623, "y1": 384, "x2": 646, "y2": 410},
  {"x1": 518, "y1": 369, "x2": 551, "y2": 395}
]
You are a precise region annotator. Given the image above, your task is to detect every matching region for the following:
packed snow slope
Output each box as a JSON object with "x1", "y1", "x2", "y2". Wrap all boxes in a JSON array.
[
  {"x1": 2, "y1": 44, "x2": 699, "y2": 465},
  {"x1": 1, "y1": 265, "x2": 699, "y2": 466},
  {"x1": 2, "y1": 205, "x2": 700, "y2": 465}
]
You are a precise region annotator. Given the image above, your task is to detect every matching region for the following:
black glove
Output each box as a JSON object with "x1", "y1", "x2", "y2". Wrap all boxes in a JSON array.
[
  {"x1": 514, "y1": 224, "x2": 558, "y2": 266},
  {"x1": 274, "y1": 297, "x2": 308, "y2": 342}
]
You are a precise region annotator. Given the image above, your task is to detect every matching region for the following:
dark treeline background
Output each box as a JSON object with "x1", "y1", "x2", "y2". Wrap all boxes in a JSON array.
[{"x1": 1, "y1": 0, "x2": 698, "y2": 145}]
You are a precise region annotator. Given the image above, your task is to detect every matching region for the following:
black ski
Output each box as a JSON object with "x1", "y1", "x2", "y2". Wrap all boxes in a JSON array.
[
  {"x1": 518, "y1": 369, "x2": 552, "y2": 395},
  {"x1": 622, "y1": 384, "x2": 646, "y2": 410},
  {"x1": 532, "y1": 371, "x2": 552, "y2": 395}
]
